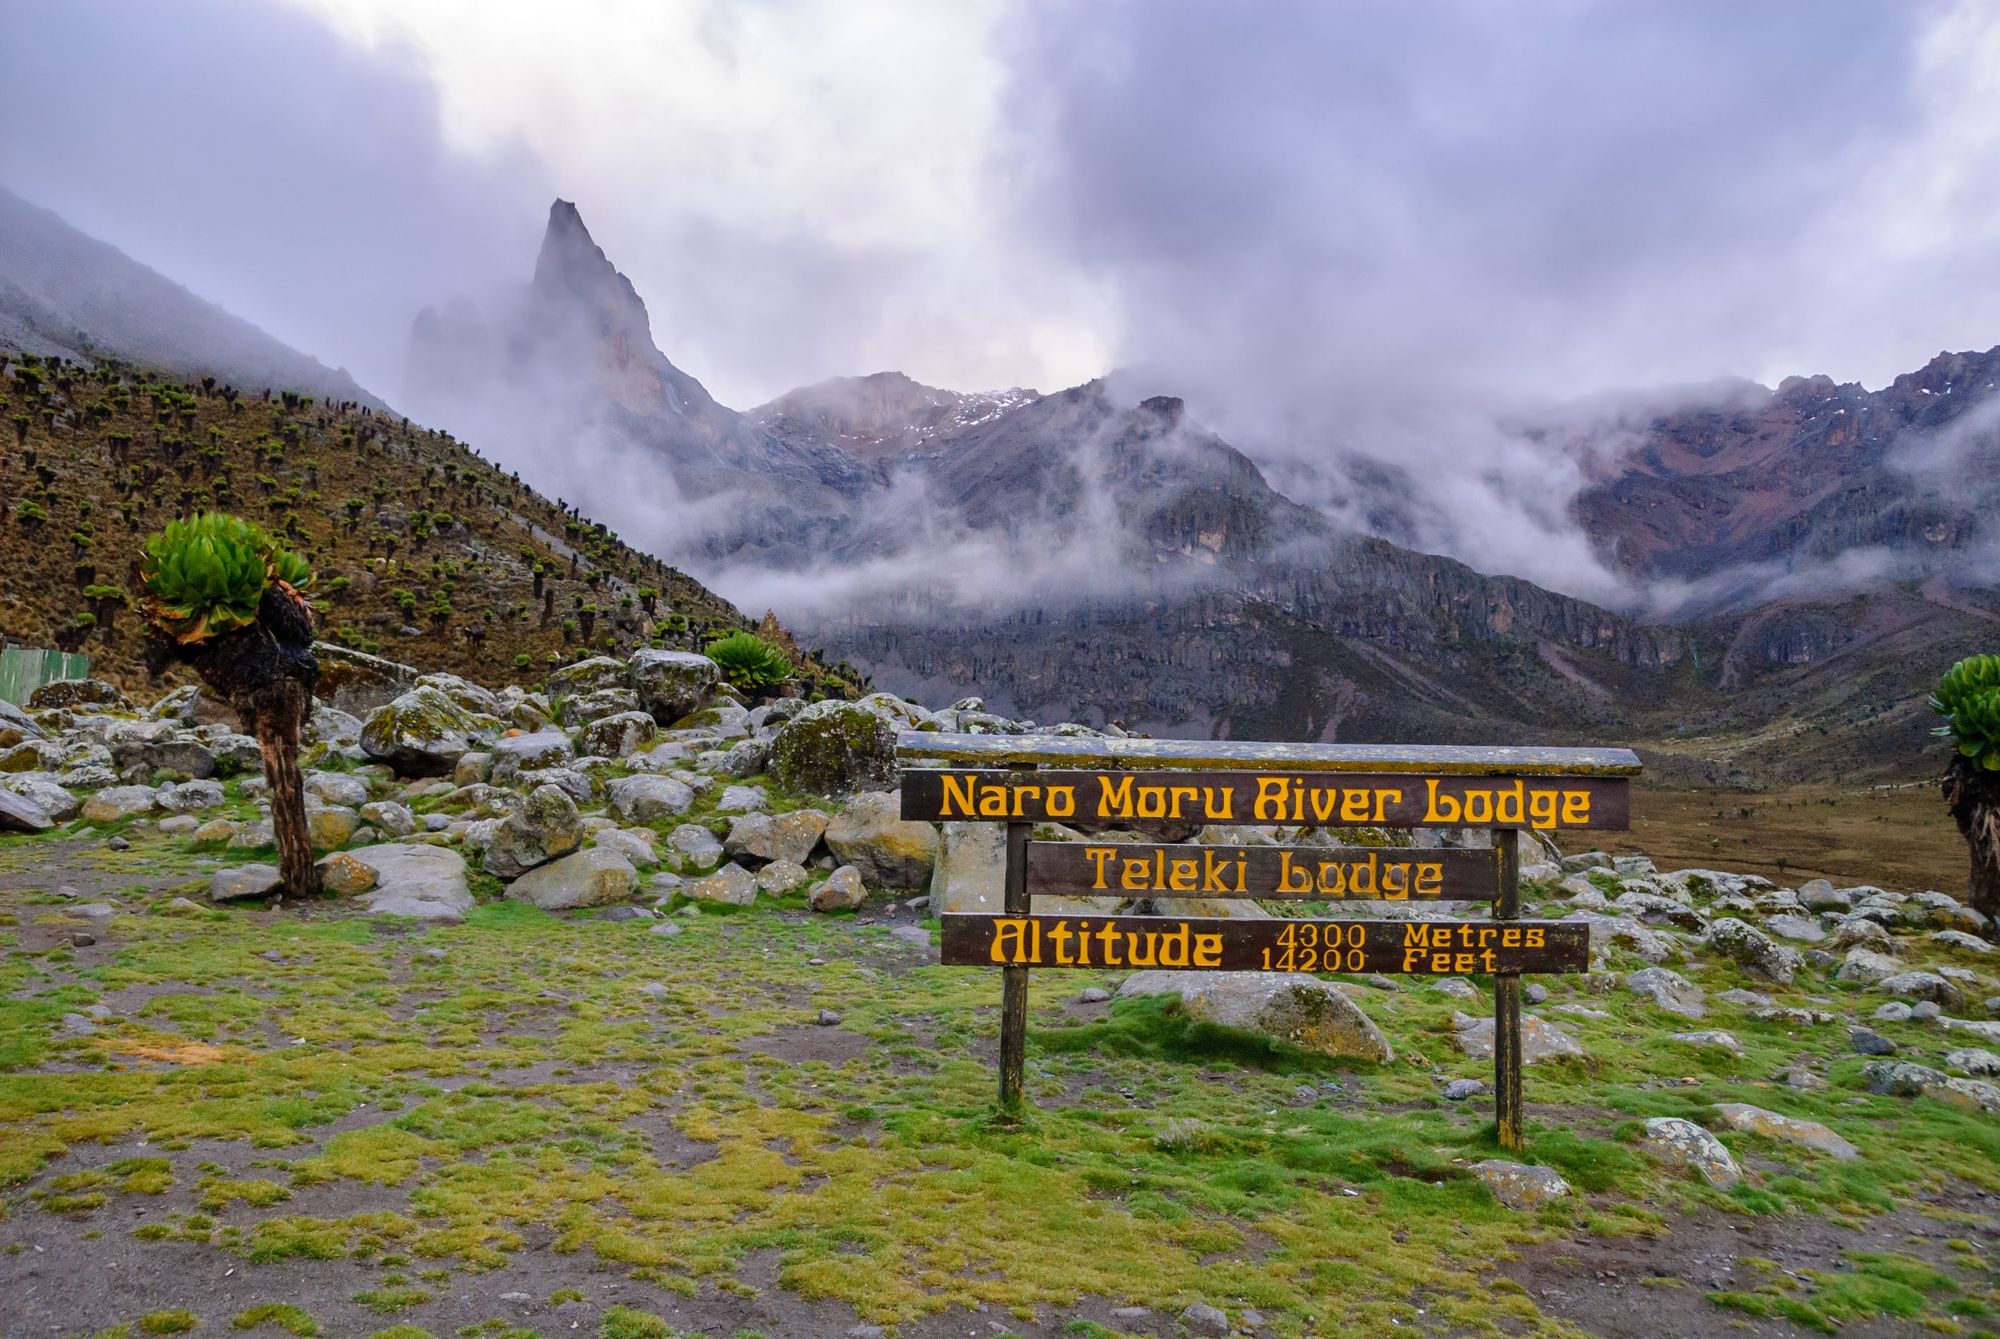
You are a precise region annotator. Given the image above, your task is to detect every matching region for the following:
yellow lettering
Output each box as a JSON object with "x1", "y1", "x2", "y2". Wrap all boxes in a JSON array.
[
  {"x1": 1529, "y1": 790, "x2": 1558, "y2": 830},
  {"x1": 1309, "y1": 789, "x2": 1340, "y2": 824},
  {"x1": 1048, "y1": 921, "x2": 1075, "y2": 965},
  {"x1": 1348, "y1": 851, "x2": 1377, "y2": 897},
  {"x1": 1277, "y1": 850, "x2": 1311, "y2": 894},
  {"x1": 1502, "y1": 927, "x2": 1522, "y2": 948},
  {"x1": 1158, "y1": 923, "x2": 1191, "y2": 968},
  {"x1": 1253, "y1": 777, "x2": 1289, "y2": 821},
  {"x1": 1424, "y1": 778, "x2": 1460, "y2": 823},
  {"x1": 1097, "y1": 774, "x2": 1134, "y2": 819},
  {"x1": 1203, "y1": 785, "x2": 1234, "y2": 820},
  {"x1": 1526, "y1": 928, "x2": 1546, "y2": 948},
  {"x1": 1463, "y1": 789, "x2": 1493, "y2": 824},
  {"x1": 1193, "y1": 933, "x2": 1222, "y2": 968},
  {"x1": 1494, "y1": 780, "x2": 1525, "y2": 826},
  {"x1": 990, "y1": 918, "x2": 1032, "y2": 965},
  {"x1": 1120, "y1": 858, "x2": 1150, "y2": 892},
  {"x1": 1341, "y1": 789, "x2": 1370, "y2": 822},
  {"x1": 1136, "y1": 786, "x2": 1167, "y2": 819},
  {"x1": 1045, "y1": 785, "x2": 1075, "y2": 818},
  {"x1": 1083, "y1": 847, "x2": 1116, "y2": 891},
  {"x1": 1380, "y1": 863, "x2": 1409, "y2": 900},
  {"x1": 1560, "y1": 791, "x2": 1590, "y2": 827},
  {"x1": 1414, "y1": 863, "x2": 1442, "y2": 897},
  {"x1": 1169, "y1": 858, "x2": 1198, "y2": 892},
  {"x1": 941, "y1": 774, "x2": 978, "y2": 818},
  {"x1": 1374, "y1": 788, "x2": 1402, "y2": 822},
  {"x1": 978, "y1": 788, "x2": 1010, "y2": 818},
  {"x1": 1168, "y1": 786, "x2": 1199, "y2": 819}
]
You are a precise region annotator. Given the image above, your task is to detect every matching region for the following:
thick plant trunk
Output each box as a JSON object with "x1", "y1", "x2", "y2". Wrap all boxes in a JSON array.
[
  {"x1": 250, "y1": 679, "x2": 320, "y2": 898},
  {"x1": 1942, "y1": 755, "x2": 2000, "y2": 940},
  {"x1": 161, "y1": 584, "x2": 322, "y2": 901}
]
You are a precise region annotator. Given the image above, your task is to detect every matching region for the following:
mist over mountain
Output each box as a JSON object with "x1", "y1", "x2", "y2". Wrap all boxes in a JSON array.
[{"x1": 0, "y1": 185, "x2": 378, "y2": 407}]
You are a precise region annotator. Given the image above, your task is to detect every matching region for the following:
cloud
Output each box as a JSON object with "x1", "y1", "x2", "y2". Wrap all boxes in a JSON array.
[{"x1": 0, "y1": 0, "x2": 549, "y2": 399}]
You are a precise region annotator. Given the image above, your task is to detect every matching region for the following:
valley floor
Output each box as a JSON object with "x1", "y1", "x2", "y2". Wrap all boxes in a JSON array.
[{"x1": 0, "y1": 829, "x2": 1995, "y2": 1339}]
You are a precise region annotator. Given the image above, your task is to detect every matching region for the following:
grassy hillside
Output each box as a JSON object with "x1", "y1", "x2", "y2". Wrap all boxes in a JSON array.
[{"x1": 0, "y1": 348, "x2": 860, "y2": 701}]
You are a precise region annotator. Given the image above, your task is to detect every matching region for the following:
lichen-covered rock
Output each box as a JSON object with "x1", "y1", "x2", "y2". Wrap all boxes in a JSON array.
[
  {"x1": 489, "y1": 729, "x2": 574, "y2": 782},
  {"x1": 1452, "y1": 1012, "x2": 1585, "y2": 1063},
  {"x1": 304, "y1": 771, "x2": 370, "y2": 808},
  {"x1": 626, "y1": 650, "x2": 720, "y2": 724},
  {"x1": 29, "y1": 678, "x2": 130, "y2": 711},
  {"x1": 1625, "y1": 967, "x2": 1705, "y2": 1018},
  {"x1": 682, "y1": 862, "x2": 758, "y2": 906},
  {"x1": 1710, "y1": 1102, "x2": 1857, "y2": 1158},
  {"x1": 1862, "y1": 1061, "x2": 2000, "y2": 1114},
  {"x1": 594, "y1": 827, "x2": 657, "y2": 868},
  {"x1": 157, "y1": 780, "x2": 226, "y2": 814},
  {"x1": 1120, "y1": 971, "x2": 1393, "y2": 1061},
  {"x1": 929, "y1": 821, "x2": 1004, "y2": 915},
  {"x1": 1705, "y1": 917, "x2": 1801, "y2": 984},
  {"x1": 546, "y1": 656, "x2": 629, "y2": 699},
  {"x1": 359, "y1": 800, "x2": 417, "y2": 837},
  {"x1": 768, "y1": 699, "x2": 900, "y2": 796},
  {"x1": 507, "y1": 847, "x2": 638, "y2": 910},
  {"x1": 317, "y1": 851, "x2": 380, "y2": 896},
  {"x1": 482, "y1": 783, "x2": 584, "y2": 879},
  {"x1": 558, "y1": 686, "x2": 644, "y2": 727},
  {"x1": 609, "y1": 774, "x2": 696, "y2": 823},
  {"x1": 5, "y1": 776, "x2": 78, "y2": 822},
  {"x1": 754, "y1": 859, "x2": 811, "y2": 895},
  {"x1": 81, "y1": 785, "x2": 158, "y2": 824},
  {"x1": 810, "y1": 865, "x2": 867, "y2": 912},
  {"x1": 1639, "y1": 1117, "x2": 1740, "y2": 1187},
  {"x1": 1764, "y1": 913, "x2": 1827, "y2": 944},
  {"x1": 1874, "y1": 971, "x2": 1963, "y2": 1010},
  {"x1": 306, "y1": 804, "x2": 361, "y2": 849},
  {"x1": 724, "y1": 809, "x2": 829, "y2": 866},
  {"x1": 1471, "y1": 1160, "x2": 1571, "y2": 1210},
  {"x1": 111, "y1": 734, "x2": 216, "y2": 781},
  {"x1": 824, "y1": 791, "x2": 938, "y2": 889},
  {"x1": 579, "y1": 710, "x2": 658, "y2": 759},
  {"x1": 1670, "y1": 1029, "x2": 1744, "y2": 1055},
  {"x1": 360, "y1": 686, "x2": 481, "y2": 776}
]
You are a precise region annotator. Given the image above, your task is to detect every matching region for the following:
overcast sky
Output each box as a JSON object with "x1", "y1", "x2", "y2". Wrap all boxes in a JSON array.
[{"x1": 5, "y1": 0, "x2": 1997, "y2": 414}]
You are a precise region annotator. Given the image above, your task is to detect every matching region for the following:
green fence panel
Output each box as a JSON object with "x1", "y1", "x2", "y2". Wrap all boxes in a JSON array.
[{"x1": 0, "y1": 648, "x2": 92, "y2": 706}]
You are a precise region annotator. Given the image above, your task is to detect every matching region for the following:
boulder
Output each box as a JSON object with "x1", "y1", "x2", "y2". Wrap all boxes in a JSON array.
[
  {"x1": 1710, "y1": 1102, "x2": 1857, "y2": 1158},
  {"x1": 1670, "y1": 1029, "x2": 1744, "y2": 1056},
  {"x1": 413, "y1": 672, "x2": 501, "y2": 716},
  {"x1": 111, "y1": 735, "x2": 216, "y2": 781},
  {"x1": 1624, "y1": 967, "x2": 1705, "y2": 1018},
  {"x1": 360, "y1": 686, "x2": 480, "y2": 775},
  {"x1": 453, "y1": 752, "x2": 494, "y2": 786},
  {"x1": 1639, "y1": 1117, "x2": 1740, "y2": 1188},
  {"x1": 627, "y1": 650, "x2": 721, "y2": 724},
  {"x1": 1705, "y1": 917, "x2": 1801, "y2": 984},
  {"x1": 716, "y1": 784, "x2": 766, "y2": 813},
  {"x1": 358, "y1": 800, "x2": 417, "y2": 837},
  {"x1": 0, "y1": 788, "x2": 54, "y2": 833},
  {"x1": 1836, "y1": 946, "x2": 1902, "y2": 984},
  {"x1": 579, "y1": 710, "x2": 658, "y2": 759},
  {"x1": 81, "y1": 785, "x2": 157, "y2": 824},
  {"x1": 754, "y1": 859, "x2": 811, "y2": 895},
  {"x1": 1875, "y1": 971, "x2": 1963, "y2": 1009},
  {"x1": 930, "y1": 821, "x2": 1005, "y2": 915},
  {"x1": 1118, "y1": 971, "x2": 1393, "y2": 1061},
  {"x1": 482, "y1": 784, "x2": 584, "y2": 879},
  {"x1": 546, "y1": 655, "x2": 629, "y2": 698},
  {"x1": 302, "y1": 771, "x2": 370, "y2": 808},
  {"x1": 6, "y1": 777, "x2": 78, "y2": 822},
  {"x1": 1764, "y1": 913, "x2": 1827, "y2": 944},
  {"x1": 157, "y1": 780, "x2": 226, "y2": 814},
  {"x1": 306, "y1": 805, "x2": 360, "y2": 849},
  {"x1": 683, "y1": 862, "x2": 758, "y2": 906},
  {"x1": 311, "y1": 642, "x2": 420, "y2": 715},
  {"x1": 29, "y1": 678, "x2": 129, "y2": 711},
  {"x1": 317, "y1": 851, "x2": 380, "y2": 896},
  {"x1": 594, "y1": 827, "x2": 657, "y2": 867},
  {"x1": 558, "y1": 686, "x2": 643, "y2": 727},
  {"x1": 608, "y1": 774, "x2": 696, "y2": 823},
  {"x1": 507, "y1": 847, "x2": 638, "y2": 911},
  {"x1": 1862, "y1": 1062, "x2": 2000, "y2": 1115},
  {"x1": 717, "y1": 738, "x2": 770, "y2": 778},
  {"x1": 823, "y1": 791, "x2": 938, "y2": 889},
  {"x1": 724, "y1": 809, "x2": 830, "y2": 866},
  {"x1": 489, "y1": 729, "x2": 574, "y2": 782},
  {"x1": 767, "y1": 699, "x2": 900, "y2": 796},
  {"x1": 810, "y1": 865, "x2": 868, "y2": 912},
  {"x1": 348, "y1": 843, "x2": 475, "y2": 920},
  {"x1": 667, "y1": 823, "x2": 724, "y2": 868},
  {"x1": 1451, "y1": 1012, "x2": 1585, "y2": 1063},
  {"x1": 209, "y1": 864, "x2": 282, "y2": 902},
  {"x1": 1471, "y1": 1160, "x2": 1571, "y2": 1210}
]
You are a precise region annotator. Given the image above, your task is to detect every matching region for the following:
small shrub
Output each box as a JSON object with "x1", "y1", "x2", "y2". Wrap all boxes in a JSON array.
[{"x1": 706, "y1": 630, "x2": 791, "y2": 693}]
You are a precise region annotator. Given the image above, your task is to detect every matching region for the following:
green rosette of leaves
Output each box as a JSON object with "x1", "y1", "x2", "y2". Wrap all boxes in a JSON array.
[
  {"x1": 706, "y1": 630, "x2": 793, "y2": 693},
  {"x1": 1931, "y1": 653, "x2": 2000, "y2": 771},
  {"x1": 139, "y1": 512, "x2": 313, "y2": 645}
]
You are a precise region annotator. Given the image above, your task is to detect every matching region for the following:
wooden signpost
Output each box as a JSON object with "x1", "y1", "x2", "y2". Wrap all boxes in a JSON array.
[{"x1": 898, "y1": 733, "x2": 1640, "y2": 1149}]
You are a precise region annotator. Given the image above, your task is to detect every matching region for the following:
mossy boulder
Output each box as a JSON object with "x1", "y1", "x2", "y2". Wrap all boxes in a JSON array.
[
  {"x1": 627, "y1": 650, "x2": 719, "y2": 724},
  {"x1": 359, "y1": 685, "x2": 481, "y2": 776},
  {"x1": 769, "y1": 699, "x2": 900, "y2": 796},
  {"x1": 29, "y1": 678, "x2": 130, "y2": 712},
  {"x1": 546, "y1": 655, "x2": 629, "y2": 698}
]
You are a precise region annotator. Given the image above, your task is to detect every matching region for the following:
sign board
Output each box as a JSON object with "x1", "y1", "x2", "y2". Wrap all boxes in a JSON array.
[
  {"x1": 895, "y1": 732, "x2": 1643, "y2": 1148},
  {"x1": 1026, "y1": 841, "x2": 1499, "y2": 901},
  {"x1": 902, "y1": 768, "x2": 1629, "y2": 830},
  {"x1": 942, "y1": 914, "x2": 1590, "y2": 975}
]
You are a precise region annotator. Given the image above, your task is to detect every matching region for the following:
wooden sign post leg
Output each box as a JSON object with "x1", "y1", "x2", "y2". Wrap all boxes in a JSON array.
[
  {"x1": 998, "y1": 815, "x2": 1030, "y2": 1120},
  {"x1": 1492, "y1": 828, "x2": 1524, "y2": 1152}
]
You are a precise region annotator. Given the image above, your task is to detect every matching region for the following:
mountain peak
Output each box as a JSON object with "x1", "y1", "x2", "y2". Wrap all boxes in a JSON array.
[{"x1": 531, "y1": 199, "x2": 652, "y2": 345}]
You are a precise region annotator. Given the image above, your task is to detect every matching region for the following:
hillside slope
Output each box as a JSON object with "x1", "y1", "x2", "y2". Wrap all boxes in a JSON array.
[
  {"x1": 0, "y1": 186, "x2": 377, "y2": 408},
  {"x1": 0, "y1": 347, "x2": 852, "y2": 700}
]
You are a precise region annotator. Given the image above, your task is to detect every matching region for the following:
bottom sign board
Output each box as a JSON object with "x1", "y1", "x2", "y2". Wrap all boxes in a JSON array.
[{"x1": 940, "y1": 914, "x2": 1590, "y2": 976}]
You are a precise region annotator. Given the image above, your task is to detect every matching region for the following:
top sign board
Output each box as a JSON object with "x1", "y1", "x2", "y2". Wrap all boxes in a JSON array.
[{"x1": 902, "y1": 768, "x2": 1628, "y2": 830}]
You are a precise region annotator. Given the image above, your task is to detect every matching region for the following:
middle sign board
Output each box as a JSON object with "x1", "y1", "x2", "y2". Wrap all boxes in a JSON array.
[{"x1": 1026, "y1": 841, "x2": 1499, "y2": 901}]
